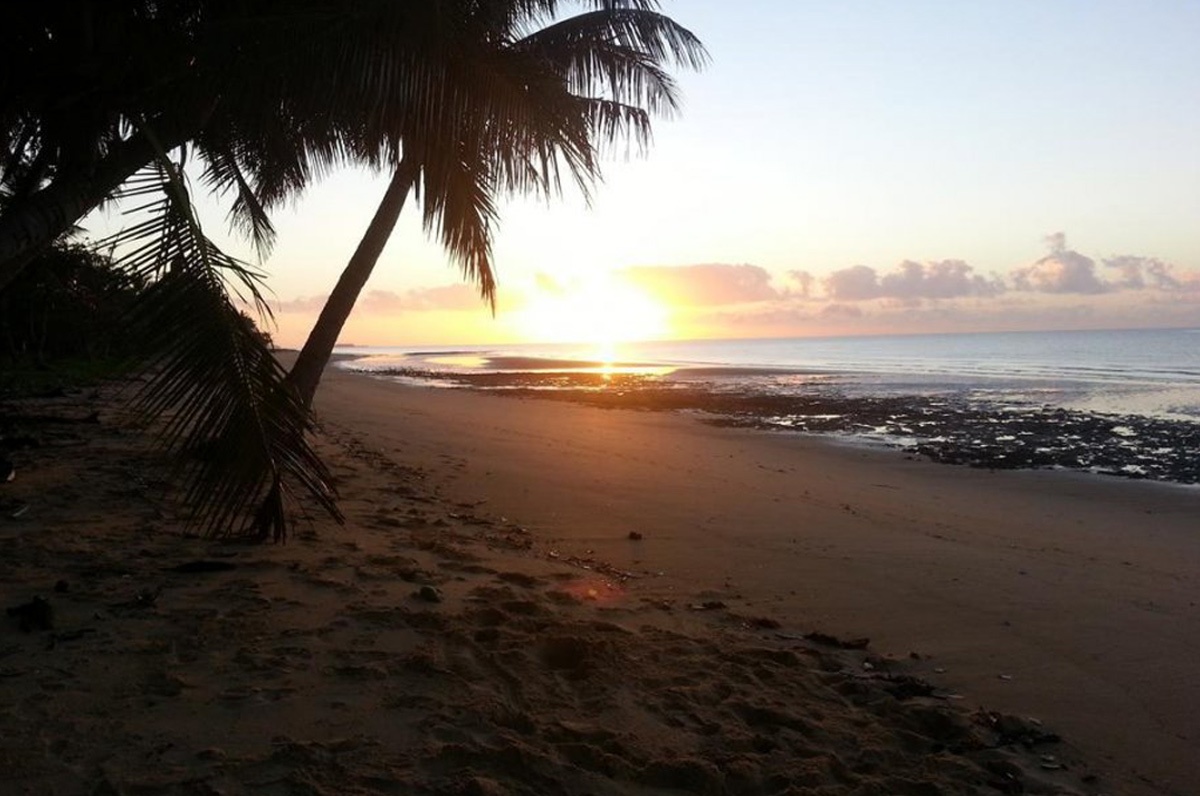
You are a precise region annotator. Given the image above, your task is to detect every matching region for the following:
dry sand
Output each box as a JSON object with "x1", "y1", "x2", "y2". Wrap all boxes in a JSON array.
[{"x1": 1, "y1": 365, "x2": 1197, "y2": 795}]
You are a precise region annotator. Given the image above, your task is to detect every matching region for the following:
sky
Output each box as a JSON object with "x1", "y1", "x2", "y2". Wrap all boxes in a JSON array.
[{"x1": 92, "y1": 1, "x2": 1200, "y2": 348}]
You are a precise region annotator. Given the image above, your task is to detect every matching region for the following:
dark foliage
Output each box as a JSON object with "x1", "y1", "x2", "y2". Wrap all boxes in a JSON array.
[{"x1": 0, "y1": 243, "x2": 142, "y2": 365}]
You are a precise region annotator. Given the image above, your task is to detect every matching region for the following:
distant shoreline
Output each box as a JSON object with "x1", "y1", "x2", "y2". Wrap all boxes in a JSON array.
[
  {"x1": 344, "y1": 362, "x2": 1200, "y2": 486},
  {"x1": 309, "y1": 363, "x2": 1200, "y2": 793}
]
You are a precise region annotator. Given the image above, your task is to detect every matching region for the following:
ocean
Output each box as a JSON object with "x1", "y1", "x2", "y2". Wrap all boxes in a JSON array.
[
  {"x1": 338, "y1": 328, "x2": 1200, "y2": 484},
  {"x1": 340, "y1": 328, "x2": 1200, "y2": 421}
]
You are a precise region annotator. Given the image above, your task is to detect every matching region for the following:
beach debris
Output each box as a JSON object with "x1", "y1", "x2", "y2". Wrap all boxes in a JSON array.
[
  {"x1": 627, "y1": 531, "x2": 643, "y2": 540},
  {"x1": 974, "y1": 710, "x2": 1061, "y2": 747},
  {"x1": 1039, "y1": 760, "x2": 1063, "y2": 771},
  {"x1": 414, "y1": 585, "x2": 443, "y2": 603},
  {"x1": 110, "y1": 586, "x2": 163, "y2": 611},
  {"x1": 745, "y1": 616, "x2": 781, "y2": 630},
  {"x1": 803, "y1": 631, "x2": 870, "y2": 650},
  {"x1": 879, "y1": 674, "x2": 937, "y2": 700},
  {"x1": 688, "y1": 600, "x2": 726, "y2": 611},
  {"x1": 134, "y1": 587, "x2": 162, "y2": 608},
  {"x1": 553, "y1": 552, "x2": 640, "y2": 583},
  {"x1": 167, "y1": 560, "x2": 237, "y2": 574},
  {"x1": 6, "y1": 596, "x2": 53, "y2": 632},
  {"x1": 53, "y1": 580, "x2": 69, "y2": 594},
  {"x1": 0, "y1": 458, "x2": 14, "y2": 482}
]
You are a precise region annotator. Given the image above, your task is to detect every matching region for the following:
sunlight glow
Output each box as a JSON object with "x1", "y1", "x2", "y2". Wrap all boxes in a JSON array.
[{"x1": 515, "y1": 275, "x2": 670, "y2": 347}]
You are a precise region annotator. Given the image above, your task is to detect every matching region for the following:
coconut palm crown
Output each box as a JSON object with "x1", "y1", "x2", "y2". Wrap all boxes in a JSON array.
[
  {"x1": 287, "y1": 1, "x2": 708, "y2": 406},
  {"x1": 0, "y1": 0, "x2": 706, "y2": 540}
]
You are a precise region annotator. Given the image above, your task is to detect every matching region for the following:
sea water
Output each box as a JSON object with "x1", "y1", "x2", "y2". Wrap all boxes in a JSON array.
[{"x1": 339, "y1": 328, "x2": 1200, "y2": 423}]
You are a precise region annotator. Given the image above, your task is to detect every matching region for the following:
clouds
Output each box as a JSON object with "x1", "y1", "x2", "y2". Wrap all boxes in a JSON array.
[
  {"x1": 362, "y1": 285, "x2": 483, "y2": 312},
  {"x1": 822, "y1": 265, "x2": 881, "y2": 301},
  {"x1": 1008, "y1": 235, "x2": 1200, "y2": 296},
  {"x1": 1102, "y1": 255, "x2": 1195, "y2": 292},
  {"x1": 275, "y1": 285, "x2": 485, "y2": 315},
  {"x1": 619, "y1": 263, "x2": 783, "y2": 306},
  {"x1": 648, "y1": 238, "x2": 1200, "y2": 340},
  {"x1": 815, "y1": 260, "x2": 1004, "y2": 302},
  {"x1": 271, "y1": 233, "x2": 1200, "y2": 346},
  {"x1": 1012, "y1": 249, "x2": 1106, "y2": 294},
  {"x1": 810, "y1": 236, "x2": 1195, "y2": 303}
]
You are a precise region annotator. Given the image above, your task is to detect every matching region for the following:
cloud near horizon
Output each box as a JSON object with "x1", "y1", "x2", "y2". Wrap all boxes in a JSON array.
[
  {"x1": 275, "y1": 284, "x2": 489, "y2": 315},
  {"x1": 650, "y1": 237, "x2": 1200, "y2": 337},
  {"x1": 618, "y1": 263, "x2": 784, "y2": 306},
  {"x1": 270, "y1": 235, "x2": 1200, "y2": 343},
  {"x1": 820, "y1": 260, "x2": 1006, "y2": 302}
]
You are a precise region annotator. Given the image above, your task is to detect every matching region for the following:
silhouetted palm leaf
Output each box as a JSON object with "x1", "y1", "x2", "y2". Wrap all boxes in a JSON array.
[
  {"x1": 287, "y1": 0, "x2": 707, "y2": 403},
  {"x1": 109, "y1": 142, "x2": 338, "y2": 540},
  {"x1": 2, "y1": 0, "x2": 705, "y2": 541}
]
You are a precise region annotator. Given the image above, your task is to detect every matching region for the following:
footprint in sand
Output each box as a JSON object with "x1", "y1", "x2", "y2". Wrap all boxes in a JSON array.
[{"x1": 496, "y1": 572, "x2": 542, "y2": 589}]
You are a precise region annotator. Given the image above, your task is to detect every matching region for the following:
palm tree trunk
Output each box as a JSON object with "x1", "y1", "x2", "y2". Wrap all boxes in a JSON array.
[{"x1": 286, "y1": 159, "x2": 420, "y2": 408}]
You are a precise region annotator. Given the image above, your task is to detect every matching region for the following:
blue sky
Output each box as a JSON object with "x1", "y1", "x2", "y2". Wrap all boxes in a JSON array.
[{"x1": 92, "y1": 1, "x2": 1200, "y2": 345}]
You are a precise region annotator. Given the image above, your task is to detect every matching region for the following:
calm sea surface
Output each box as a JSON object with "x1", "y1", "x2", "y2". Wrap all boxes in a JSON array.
[{"x1": 340, "y1": 328, "x2": 1200, "y2": 423}]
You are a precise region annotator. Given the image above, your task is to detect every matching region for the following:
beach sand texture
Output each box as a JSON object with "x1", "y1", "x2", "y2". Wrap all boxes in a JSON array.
[{"x1": 1, "y1": 366, "x2": 1197, "y2": 795}]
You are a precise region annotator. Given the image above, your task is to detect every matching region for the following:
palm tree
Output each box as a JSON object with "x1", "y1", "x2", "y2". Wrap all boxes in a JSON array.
[
  {"x1": 0, "y1": 0, "x2": 705, "y2": 541},
  {"x1": 286, "y1": 1, "x2": 707, "y2": 407},
  {"x1": 0, "y1": 1, "x2": 481, "y2": 284},
  {"x1": 0, "y1": 2, "x2": 530, "y2": 538}
]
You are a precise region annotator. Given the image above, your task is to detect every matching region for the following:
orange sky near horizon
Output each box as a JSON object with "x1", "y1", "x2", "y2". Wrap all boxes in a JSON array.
[
  {"x1": 83, "y1": 2, "x2": 1200, "y2": 350},
  {"x1": 263, "y1": 249, "x2": 1200, "y2": 350}
]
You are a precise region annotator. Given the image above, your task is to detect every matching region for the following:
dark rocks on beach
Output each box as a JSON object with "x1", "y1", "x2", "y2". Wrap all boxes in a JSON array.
[
  {"x1": 745, "y1": 616, "x2": 782, "y2": 630},
  {"x1": 385, "y1": 366, "x2": 1200, "y2": 485},
  {"x1": 414, "y1": 585, "x2": 443, "y2": 603},
  {"x1": 7, "y1": 596, "x2": 53, "y2": 632},
  {"x1": 974, "y1": 710, "x2": 1062, "y2": 748},
  {"x1": 880, "y1": 674, "x2": 937, "y2": 701},
  {"x1": 719, "y1": 395, "x2": 1200, "y2": 485},
  {"x1": 803, "y1": 631, "x2": 871, "y2": 650}
]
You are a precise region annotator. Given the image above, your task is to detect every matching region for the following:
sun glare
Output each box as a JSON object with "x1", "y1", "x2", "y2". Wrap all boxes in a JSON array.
[{"x1": 515, "y1": 276, "x2": 670, "y2": 349}]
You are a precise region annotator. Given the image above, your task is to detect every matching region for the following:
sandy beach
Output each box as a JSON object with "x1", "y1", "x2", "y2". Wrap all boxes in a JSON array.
[{"x1": 2, "y1": 364, "x2": 1197, "y2": 795}]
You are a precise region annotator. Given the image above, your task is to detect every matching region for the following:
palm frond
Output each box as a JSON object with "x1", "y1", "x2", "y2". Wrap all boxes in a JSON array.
[
  {"x1": 107, "y1": 144, "x2": 338, "y2": 541},
  {"x1": 516, "y1": 6, "x2": 708, "y2": 118},
  {"x1": 350, "y1": 1, "x2": 707, "y2": 309},
  {"x1": 416, "y1": 139, "x2": 501, "y2": 308},
  {"x1": 196, "y1": 144, "x2": 279, "y2": 260}
]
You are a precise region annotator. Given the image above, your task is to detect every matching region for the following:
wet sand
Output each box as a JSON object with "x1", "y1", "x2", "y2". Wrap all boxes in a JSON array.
[
  {"x1": 314, "y1": 366, "x2": 1200, "y2": 793},
  {"x1": 0, "y1": 365, "x2": 1196, "y2": 794}
]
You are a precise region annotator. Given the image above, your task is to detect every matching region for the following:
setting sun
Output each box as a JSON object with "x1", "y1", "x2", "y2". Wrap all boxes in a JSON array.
[{"x1": 514, "y1": 275, "x2": 670, "y2": 346}]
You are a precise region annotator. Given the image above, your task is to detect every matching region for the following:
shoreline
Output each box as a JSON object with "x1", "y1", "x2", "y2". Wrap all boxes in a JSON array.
[
  {"x1": 311, "y1": 366, "x2": 1200, "y2": 793},
  {"x1": 2, "y1": 368, "x2": 1197, "y2": 794},
  {"x1": 346, "y1": 363, "x2": 1200, "y2": 485}
]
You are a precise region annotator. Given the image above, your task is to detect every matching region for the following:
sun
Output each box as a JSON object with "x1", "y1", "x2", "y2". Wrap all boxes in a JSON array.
[{"x1": 515, "y1": 275, "x2": 670, "y2": 350}]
